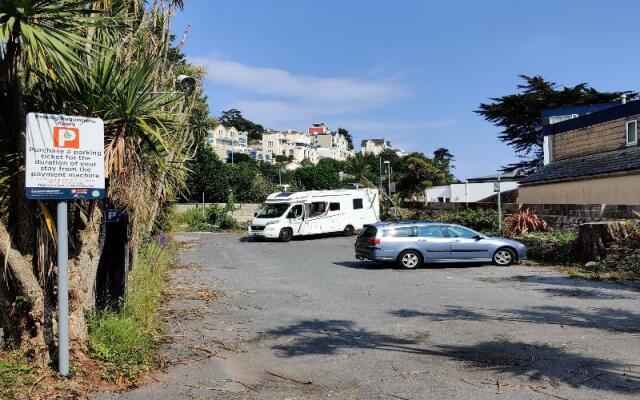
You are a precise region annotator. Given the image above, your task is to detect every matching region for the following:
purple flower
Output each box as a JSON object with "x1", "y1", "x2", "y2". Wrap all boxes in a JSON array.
[{"x1": 155, "y1": 232, "x2": 169, "y2": 248}]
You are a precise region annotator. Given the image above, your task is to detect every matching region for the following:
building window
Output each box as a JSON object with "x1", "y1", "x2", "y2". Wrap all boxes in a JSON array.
[
  {"x1": 626, "y1": 120, "x2": 638, "y2": 146},
  {"x1": 353, "y1": 198, "x2": 363, "y2": 209}
]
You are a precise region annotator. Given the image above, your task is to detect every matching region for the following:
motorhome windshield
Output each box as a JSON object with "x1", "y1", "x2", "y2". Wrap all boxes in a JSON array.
[{"x1": 256, "y1": 203, "x2": 290, "y2": 218}]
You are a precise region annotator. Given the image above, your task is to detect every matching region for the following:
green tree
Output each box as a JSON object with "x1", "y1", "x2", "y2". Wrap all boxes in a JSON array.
[
  {"x1": 433, "y1": 147, "x2": 455, "y2": 184},
  {"x1": 293, "y1": 162, "x2": 344, "y2": 190},
  {"x1": 220, "y1": 108, "x2": 264, "y2": 142},
  {"x1": 185, "y1": 146, "x2": 229, "y2": 203},
  {"x1": 337, "y1": 127, "x2": 354, "y2": 150},
  {"x1": 396, "y1": 157, "x2": 445, "y2": 199},
  {"x1": 476, "y1": 75, "x2": 637, "y2": 173}
]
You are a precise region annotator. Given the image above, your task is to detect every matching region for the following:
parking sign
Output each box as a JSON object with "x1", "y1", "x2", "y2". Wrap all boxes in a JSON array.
[{"x1": 25, "y1": 113, "x2": 105, "y2": 200}]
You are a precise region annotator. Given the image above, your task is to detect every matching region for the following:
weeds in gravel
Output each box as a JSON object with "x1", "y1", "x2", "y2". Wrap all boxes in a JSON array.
[
  {"x1": 88, "y1": 236, "x2": 172, "y2": 381},
  {"x1": 0, "y1": 352, "x2": 36, "y2": 399}
]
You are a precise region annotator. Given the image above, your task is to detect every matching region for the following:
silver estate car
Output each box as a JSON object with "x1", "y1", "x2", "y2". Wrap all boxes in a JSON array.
[{"x1": 355, "y1": 222, "x2": 527, "y2": 269}]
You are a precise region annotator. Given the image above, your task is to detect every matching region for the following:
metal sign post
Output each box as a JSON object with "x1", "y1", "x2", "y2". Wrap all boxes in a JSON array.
[
  {"x1": 57, "y1": 201, "x2": 69, "y2": 376},
  {"x1": 496, "y1": 172, "x2": 502, "y2": 230},
  {"x1": 25, "y1": 113, "x2": 105, "y2": 376}
]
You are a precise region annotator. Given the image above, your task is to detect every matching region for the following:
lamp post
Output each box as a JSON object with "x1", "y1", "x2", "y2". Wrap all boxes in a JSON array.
[
  {"x1": 383, "y1": 160, "x2": 391, "y2": 195},
  {"x1": 379, "y1": 157, "x2": 384, "y2": 193}
]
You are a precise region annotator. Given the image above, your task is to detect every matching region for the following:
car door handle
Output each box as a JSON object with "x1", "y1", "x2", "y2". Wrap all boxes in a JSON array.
[{"x1": 417, "y1": 239, "x2": 427, "y2": 242}]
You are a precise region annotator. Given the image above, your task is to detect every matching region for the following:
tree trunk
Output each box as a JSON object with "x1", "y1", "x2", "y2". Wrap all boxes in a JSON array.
[
  {"x1": 0, "y1": 221, "x2": 50, "y2": 366},
  {"x1": 68, "y1": 205, "x2": 104, "y2": 348},
  {"x1": 573, "y1": 221, "x2": 636, "y2": 263}
]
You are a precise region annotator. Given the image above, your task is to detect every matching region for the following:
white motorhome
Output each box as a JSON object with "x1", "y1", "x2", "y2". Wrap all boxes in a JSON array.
[{"x1": 248, "y1": 189, "x2": 380, "y2": 241}]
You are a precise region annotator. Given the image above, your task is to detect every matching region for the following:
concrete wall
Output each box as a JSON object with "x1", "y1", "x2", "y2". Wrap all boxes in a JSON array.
[
  {"x1": 174, "y1": 203, "x2": 261, "y2": 222},
  {"x1": 518, "y1": 173, "x2": 640, "y2": 205},
  {"x1": 553, "y1": 115, "x2": 634, "y2": 160}
]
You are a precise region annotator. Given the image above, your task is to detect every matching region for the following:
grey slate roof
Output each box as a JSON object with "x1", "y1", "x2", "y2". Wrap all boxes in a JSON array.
[
  {"x1": 543, "y1": 100, "x2": 640, "y2": 136},
  {"x1": 520, "y1": 146, "x2": 640, "y2": 184}
]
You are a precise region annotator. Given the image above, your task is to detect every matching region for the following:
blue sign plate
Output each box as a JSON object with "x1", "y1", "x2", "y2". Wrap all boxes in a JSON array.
[{"x1": 26, "y1": 187, "x2": 105, "y2": 200}]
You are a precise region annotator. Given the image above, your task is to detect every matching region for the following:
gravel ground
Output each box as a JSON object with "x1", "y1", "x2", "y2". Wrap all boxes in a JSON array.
[{"x1": 94, "y1": 232, "x2": 640, "y2": 400}]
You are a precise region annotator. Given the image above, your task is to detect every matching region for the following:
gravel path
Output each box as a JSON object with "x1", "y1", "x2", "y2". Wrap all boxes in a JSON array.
[{"x1": 94, "y1": 232, "x2": 640, "y2": 399}]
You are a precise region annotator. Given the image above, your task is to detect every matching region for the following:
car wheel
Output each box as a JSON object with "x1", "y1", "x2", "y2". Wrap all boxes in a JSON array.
[
  {"x1": 279, "y1": 228, "x2": 293, "y2": 242},
  {"x1": 343, "y1": 225, "x2": 355, "y2": 236},
  {"x1": 493, "y1": 247, "x2": 515, "y2": 266},
  {"x1": 397, "y1": 250, "x2": 422, "y2": 269}
]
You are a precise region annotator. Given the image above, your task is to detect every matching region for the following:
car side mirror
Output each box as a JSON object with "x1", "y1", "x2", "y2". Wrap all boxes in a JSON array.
[{"x1": 473, "y1": 234, "x2": 483, "y2": 240}]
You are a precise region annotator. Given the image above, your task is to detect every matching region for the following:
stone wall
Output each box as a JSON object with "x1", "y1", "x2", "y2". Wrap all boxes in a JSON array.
[
  {"x1": 420, "y1": 202, "x2": 640, "y2": 230},
  {"x1": 174, "y1": 203, "x2": 261, "y2": 223}
]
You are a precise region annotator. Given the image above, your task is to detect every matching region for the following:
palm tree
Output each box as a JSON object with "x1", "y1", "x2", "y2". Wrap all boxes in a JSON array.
[
  {"x1": 0, "y1": 0, "x2": 105, "y2": 364},
  {"x1": 345, "y1": 153, "x2": 373, "y2": 183}
]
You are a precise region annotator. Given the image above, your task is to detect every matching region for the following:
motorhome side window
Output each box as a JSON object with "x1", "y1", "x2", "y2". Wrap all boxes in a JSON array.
[
  {"x1": 305, "y1": 202, "x2": 326, "y2": 218},
  {"x1": 329, "y1": 202, "x2": 340, "y2": 211},
  {"x1": 288, "y1": 205, "x2": 303, "y2": 218},
  {"x1": 353, "y1": 199, "x2": 363, "y2": 209}
]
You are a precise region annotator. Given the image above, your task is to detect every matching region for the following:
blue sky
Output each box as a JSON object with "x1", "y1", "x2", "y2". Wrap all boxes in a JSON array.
[{"x1": 174, "y1": 0, "x2": 640, "y2": 179}]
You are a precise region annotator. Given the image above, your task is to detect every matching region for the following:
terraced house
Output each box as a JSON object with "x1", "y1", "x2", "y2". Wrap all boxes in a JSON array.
[{"x1": 519, "y1": 101, "x2": 640, "y2": 205}]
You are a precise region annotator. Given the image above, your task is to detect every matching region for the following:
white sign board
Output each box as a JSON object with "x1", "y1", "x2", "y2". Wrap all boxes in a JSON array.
[
  {"x1": 25, "y1": 113, "x2": 105, "y2": 200},
  {"x1": 493, "y1": 181, "x2": 501, "y2": 193}
]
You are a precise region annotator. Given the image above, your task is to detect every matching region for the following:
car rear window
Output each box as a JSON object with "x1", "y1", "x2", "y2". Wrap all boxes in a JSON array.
[
  {"x1": 359, "y1": 225, "x2": 377, "y2": 238},
  {"x1": 383, "y1": 226, "x2": 416, "y2": 237}
]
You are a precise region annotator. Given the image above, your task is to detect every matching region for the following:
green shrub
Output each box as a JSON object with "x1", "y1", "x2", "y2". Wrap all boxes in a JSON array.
[
  {"x1": 423, "y1": 208, "x2": 500, "y2": 234},
  {"x1": 0, "y1": 352, "x2": 35, "y2": 399},
  {"x1": 88, "y1": 312, "x2": 153, "y2": 378},
  {"x1": 514, "y1": 231, "x2": 576, "y2": 265},
  {"x1": 174, "y1": 205, "x2": 239, "y2": 231},
  {"x1": 88, "y1": 239, "x2": 170, "y2": 380}
]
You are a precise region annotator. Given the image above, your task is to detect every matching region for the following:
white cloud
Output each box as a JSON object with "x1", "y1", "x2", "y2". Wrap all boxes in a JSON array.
[{"x1": 191, "y1": 55, "x2": 412, "y2": 127}]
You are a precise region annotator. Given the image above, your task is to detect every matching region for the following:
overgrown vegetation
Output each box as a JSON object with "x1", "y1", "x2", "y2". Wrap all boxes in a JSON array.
[
  {"x1": 411, "y1": 208, "x2": 500, "y2": 235},
  {"x1": 504, "y1": 209, "x2": 549, "y2": 235},
  {"x1": 514, "y1": 231, "x2": 576, "y2": 265},
  {"x1": 0, "y1": 0, "x2": 211, "y2": 394},
  {"x1": 88, "y1": 236, "x2": 171, "y2": 381},
  {"x1": 174, "y1": 204, "x2": 240, "y2": 232},
  {"x1": 0, "y1": 352, "x2": 36, "y2": 399}
]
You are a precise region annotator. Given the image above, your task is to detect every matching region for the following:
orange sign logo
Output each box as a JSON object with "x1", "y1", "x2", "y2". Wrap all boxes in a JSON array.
[{"x1": 53, "y1": 126, "x2": 80, "y2": 149}]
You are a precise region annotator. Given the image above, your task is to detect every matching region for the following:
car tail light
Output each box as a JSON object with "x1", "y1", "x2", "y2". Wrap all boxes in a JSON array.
[{"x1": 367, "y1": 238, "x2": 381, "y2": 245}]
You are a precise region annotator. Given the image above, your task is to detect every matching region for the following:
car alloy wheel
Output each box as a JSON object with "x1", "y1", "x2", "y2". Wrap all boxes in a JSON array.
[
  {"x1": 493, "y1": 248, "x2": 514, "y2": 266},
  {"x1": 398, "y1": 250, "x2": 421, "y2": 269}
]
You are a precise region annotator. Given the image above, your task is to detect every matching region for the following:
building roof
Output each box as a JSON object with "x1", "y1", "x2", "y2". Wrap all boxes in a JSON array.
[
  {"x1": 543, "y1": 100, "x2": 640, "y2": 136},
  {"x1": 466, "y1": 172, "x2": 521, "y2": 183},
  {"x1": 520, "y1": 146, "x2": 640, "y2": 184},
  {"x1": 540, "y1": 103, "x2": 619, "y2": 118}
]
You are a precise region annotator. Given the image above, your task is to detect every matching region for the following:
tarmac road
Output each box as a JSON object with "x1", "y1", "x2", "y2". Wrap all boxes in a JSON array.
[{"x1": 95, "y1": 232, "x2": 640, "y2": 399}]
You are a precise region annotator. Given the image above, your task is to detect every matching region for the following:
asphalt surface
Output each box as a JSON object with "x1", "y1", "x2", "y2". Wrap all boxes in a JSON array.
[{"x1": 95, "y1": 232, "x2": 640, "y2": 399}]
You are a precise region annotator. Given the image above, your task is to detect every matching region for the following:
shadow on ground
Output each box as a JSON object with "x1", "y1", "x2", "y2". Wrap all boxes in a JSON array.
[
  {"x1": 536, "y1": 287, "x2": 636, "y2": 300},
  {"x1": 389, "y1": 305, "x2": 640, "y2": 334},
  {"x1": 263, "y1": 319, "x2": 640, "y2": 394},
  {"x1": 263, "y1": 319, "x2": 426, "y2": 357},
  {"x1": 478, "y1": 275, "x2": 640, "y2": 293},
  {"x1": 427, "y1": 340, "x2": 639, "y2": 394}
]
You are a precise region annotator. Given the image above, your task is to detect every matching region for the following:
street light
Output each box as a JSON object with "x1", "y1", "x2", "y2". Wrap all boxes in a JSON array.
[
  {"x1": 175, "y1": 74, "x2": 196, "y2": 93},
  {"x1": 383, "y1": 160, "x2": 391, "y2": 195}
]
